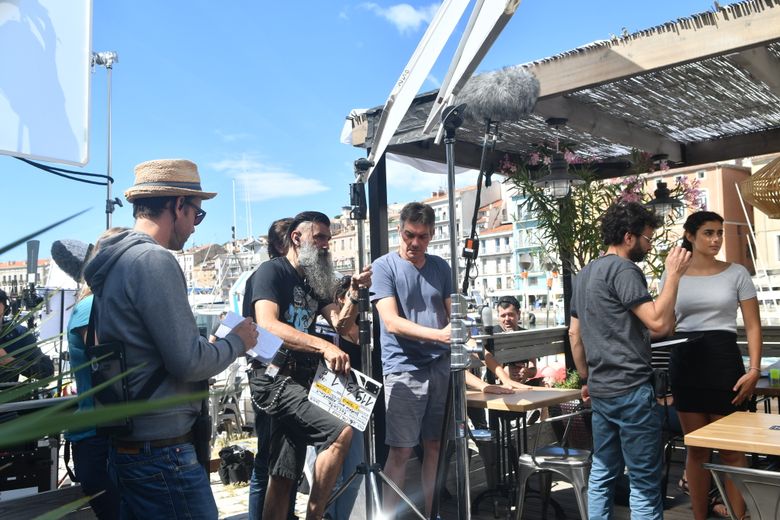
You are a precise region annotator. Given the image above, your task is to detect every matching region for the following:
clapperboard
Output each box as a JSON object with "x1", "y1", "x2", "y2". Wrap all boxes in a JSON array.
[{"x1": 308, "y1": 361, "x2": 382, "y2": 432}]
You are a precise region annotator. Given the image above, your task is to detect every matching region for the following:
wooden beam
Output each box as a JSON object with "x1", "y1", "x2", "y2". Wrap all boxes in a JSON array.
[
  {"x1": 534, "y1": 97, "x2": 683, "y2": 162},
  {"x1": 686, "y1": 127, "x2": 780, "y2": 165},
  {"x1": 385, "y1": 140, "x2": 633, "y2": 179},
  {"x1": 729, "y1": 46, "x2": 780, "y2": 97},
  {"x1": 528, "y1": 3, "x2": 780, "y2": 98}
]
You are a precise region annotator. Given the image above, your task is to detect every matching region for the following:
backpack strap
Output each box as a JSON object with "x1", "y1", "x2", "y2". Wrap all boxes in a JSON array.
[{"x1": 86, "y1": 298, "x2": 167, "y2": 401}]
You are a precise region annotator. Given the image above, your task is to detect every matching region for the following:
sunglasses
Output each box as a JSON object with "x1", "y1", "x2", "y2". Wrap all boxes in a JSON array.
[{"x1": 184, "y1": 200, "x2": 206, "y2": 225}]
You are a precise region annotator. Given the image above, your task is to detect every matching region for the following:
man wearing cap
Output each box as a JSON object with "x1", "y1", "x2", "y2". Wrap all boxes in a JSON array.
[
  {"x1": 370, "y1": 202, "x2": 452, "y2": 518},
  {"x1": 84, "y1": 159, "x2": 259, "y2": 519},
  {"x1": 243, "y1": 210, "x2": 371, "y2": 520}
]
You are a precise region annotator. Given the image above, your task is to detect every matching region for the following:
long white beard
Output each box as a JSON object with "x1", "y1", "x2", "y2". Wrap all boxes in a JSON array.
[{"x1": 298, "y1": 241, "x2": 336, "y2": 301}]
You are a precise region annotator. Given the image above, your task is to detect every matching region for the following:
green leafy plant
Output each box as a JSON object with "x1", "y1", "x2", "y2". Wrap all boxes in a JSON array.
[
  {"x1": 553, "y1": 369, "x2": 583, "y2": 389},
  {"x1": 502, "y1": 148, "x2": 704, "y2": 283}
]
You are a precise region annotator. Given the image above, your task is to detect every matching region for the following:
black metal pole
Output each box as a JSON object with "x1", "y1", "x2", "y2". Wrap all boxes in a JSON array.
[
  {"x1": 431, "y1": 104, "x2": 472, "y2": 520},
  {"x1": 559, "y1": 197, "x2": 575, "y2": 370}
]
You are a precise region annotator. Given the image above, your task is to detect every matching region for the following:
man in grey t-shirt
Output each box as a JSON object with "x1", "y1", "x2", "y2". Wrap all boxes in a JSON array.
[
  {"x1": 371, "y1": 202, "x2": 451, "y2": 518},
  {"x1": 569, "y1": 201, "x2": 690, "y2": 519}
]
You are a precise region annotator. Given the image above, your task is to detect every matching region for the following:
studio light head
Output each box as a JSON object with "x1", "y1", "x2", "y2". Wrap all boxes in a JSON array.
[{"x1": 92, "y1": 51, "x2": 119, "y2": 68}]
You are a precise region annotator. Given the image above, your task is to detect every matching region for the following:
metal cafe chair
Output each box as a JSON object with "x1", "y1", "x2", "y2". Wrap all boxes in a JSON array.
[
  {"x1": 514, "y1": 403, "x2": 592, "y2": 520},
  {"x1": 704, "y1": 462, "x2": 780, "y2": 520}
]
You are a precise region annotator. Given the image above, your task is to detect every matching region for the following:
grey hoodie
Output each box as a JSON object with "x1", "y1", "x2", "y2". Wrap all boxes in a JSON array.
[{"x1": 84, "y1": 230, "x2": 245, "y2": 441}]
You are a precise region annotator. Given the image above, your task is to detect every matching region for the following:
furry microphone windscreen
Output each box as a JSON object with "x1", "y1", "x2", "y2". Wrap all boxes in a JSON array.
[
  {"x1": 51, "y1": 239, "x2": 90, "y2": 282},
  {"x1": 459, "y1": 66, "x2": 540, "y2": 123}
]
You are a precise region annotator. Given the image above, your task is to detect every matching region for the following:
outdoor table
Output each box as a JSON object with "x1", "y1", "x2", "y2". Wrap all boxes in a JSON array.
[
  {"x1": 684, "y1": 411, "x2": 780, "y2": 456},
  {"x1": 467, "y1": 388, "x2": 581, "y2": 514}
]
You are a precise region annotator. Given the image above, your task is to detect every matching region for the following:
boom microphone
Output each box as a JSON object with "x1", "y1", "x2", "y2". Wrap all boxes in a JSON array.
[
  {"x1": 458, "y1": 66, "x2": 540, "y2": 123},
  {"x1": 51, "y1": 239, "x2": 91, "y2": 282}
]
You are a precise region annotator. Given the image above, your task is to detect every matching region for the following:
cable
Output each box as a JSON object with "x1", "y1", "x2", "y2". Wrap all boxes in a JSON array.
[{"x1": 15, "y1": 157, "x2": 113, "y2": 186}]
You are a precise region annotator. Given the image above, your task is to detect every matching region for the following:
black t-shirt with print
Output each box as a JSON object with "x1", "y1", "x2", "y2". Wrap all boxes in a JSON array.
[{"x1": 243, "y1": 256, "x2": 330, "y2": 371}]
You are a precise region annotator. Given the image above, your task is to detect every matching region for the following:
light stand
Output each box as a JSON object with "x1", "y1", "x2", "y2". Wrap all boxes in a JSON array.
[
  {"x1": 92, "y1": 51, "x2": 122, "y2": 229},
  {"x1": 327, "y1": 158, "x2": 426, "y2": 520},
  {"x1": 430, "y1": 104, "x2": 482, "y2": 520}
]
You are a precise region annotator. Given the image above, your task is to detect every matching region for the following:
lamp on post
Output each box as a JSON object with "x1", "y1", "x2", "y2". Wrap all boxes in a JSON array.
[
  {"x1": 646, "y1": 180, "x2": 683, "y2": 219},
  {"x1": 531, "y1": 118, "x2": 583, "y2": 367},
  {"x1": 518, "y1": 253, "x2": 532, "y2": 326},
  {"x1": 543, "y1": 257, "x2": 556, "y2": 326},
  {"x1": 532, "y1": 118, "x2": 585, "y2": 199}
]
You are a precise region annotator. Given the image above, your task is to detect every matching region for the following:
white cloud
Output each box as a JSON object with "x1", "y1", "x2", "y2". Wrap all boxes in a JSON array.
[
  {"x1": 209, "y1": 157, "x2": 329, "y2": 202},
  {"x1": 361, "y1": 2, "x2": 441, "y2": 34},
  {"x1": 214, "y1": 129, "x2": 252, "y2": 143},
  {"x1": 426, "y1": 73, "x2": 441, "y2": 89}
]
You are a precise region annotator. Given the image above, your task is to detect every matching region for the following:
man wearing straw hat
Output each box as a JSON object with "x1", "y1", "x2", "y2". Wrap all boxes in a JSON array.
[{"x1": 84, "y1": 159, "x2": 258, "y2": 519}]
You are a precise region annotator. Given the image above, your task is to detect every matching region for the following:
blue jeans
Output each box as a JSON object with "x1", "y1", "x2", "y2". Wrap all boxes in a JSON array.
[
  {"x1": 108, "y1": 442, "x2": 217, "y2": 520},
  {"x1": 589, "y1": 383, "x2": 663, "y2": 520},
  {"x1": 248, "y1": 410, "x2": 271, "y2": 520},
  {"x1": 327, "y1": 426, "x2": 364, "y2": 520},
  {"x1": 71, "y1": 435, "x2": 120, "y2": 520}
]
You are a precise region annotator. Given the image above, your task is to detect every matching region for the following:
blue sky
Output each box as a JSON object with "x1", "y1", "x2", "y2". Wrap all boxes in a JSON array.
[{"x1": 2, "y1": 0, "x2": 718, "y2": 263}]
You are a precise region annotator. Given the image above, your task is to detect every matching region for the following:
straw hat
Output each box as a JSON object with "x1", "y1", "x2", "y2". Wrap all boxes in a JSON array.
[{"x1": 124, "y1": 159, "x2": 217, "y2": 202}]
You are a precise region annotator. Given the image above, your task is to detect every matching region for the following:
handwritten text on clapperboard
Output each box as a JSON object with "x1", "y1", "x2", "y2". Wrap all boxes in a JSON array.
[{"x1": 308, "y1": 361, "x2": 382, "y2": 432}]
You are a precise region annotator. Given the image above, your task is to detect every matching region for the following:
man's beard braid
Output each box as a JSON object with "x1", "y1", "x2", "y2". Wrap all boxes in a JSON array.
[{"x1": 298, "y1": 240, "x2": 336, "y2": 300}]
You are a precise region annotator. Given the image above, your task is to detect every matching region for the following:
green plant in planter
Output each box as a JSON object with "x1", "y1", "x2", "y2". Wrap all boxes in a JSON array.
[{"x1": 553, "y1": 369, "x2": 583, "y2": 389}]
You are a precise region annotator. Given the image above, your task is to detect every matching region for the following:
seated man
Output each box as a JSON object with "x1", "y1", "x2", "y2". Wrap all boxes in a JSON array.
[
  {"x1": 0, "y1": 289, "x2": 54, "y2": 384},
  {"x1": 495, "y1": 296, "x2": 539, "y2": 385}
]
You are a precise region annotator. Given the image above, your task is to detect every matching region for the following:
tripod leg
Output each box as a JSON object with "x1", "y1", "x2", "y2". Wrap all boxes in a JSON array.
[
  {"x1": 376, "y1": 469, "x2": 427, "y2": 520},
  {"x1": 430, "y1": 376, "x2": 454, "y2": 518},
  {"x1": 327, "y1": 469, "x2": 362, "y2": 506}
]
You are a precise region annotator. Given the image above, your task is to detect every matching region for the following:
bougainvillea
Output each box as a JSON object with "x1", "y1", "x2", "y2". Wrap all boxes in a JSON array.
[{"x1": 501, "y1": 147, "x2": 704, "y2": 283}]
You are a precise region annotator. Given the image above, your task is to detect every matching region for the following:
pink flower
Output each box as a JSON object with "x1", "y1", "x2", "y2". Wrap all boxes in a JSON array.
[
  {"x1": 539, "y1": 362, "x2": 567, "y2": 386},
  {"x1": 528, "y1": 152, "x2": 541, "y2": 166}
]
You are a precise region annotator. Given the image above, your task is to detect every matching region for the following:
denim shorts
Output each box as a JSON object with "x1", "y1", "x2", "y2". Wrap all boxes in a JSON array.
[
  {"x1": 383, "y1": 354, "x2": 450, "y2": 447},
  {"x1": 250, "y1": 372, "x2": 347, "y2": 481}
]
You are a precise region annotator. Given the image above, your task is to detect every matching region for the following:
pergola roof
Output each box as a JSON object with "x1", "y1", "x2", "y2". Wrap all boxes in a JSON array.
[{"x1": 349, "y1": 0, "x2": 780, "y2": 177}]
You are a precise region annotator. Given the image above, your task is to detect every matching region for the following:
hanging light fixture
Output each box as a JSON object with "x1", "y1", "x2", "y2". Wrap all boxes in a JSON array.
[
  {"x1": 533, "y1": 118, "x2": 585, "y2": 200},
  {"x1": 646, "y1": 180, "x2": 683, "y2": 219}
]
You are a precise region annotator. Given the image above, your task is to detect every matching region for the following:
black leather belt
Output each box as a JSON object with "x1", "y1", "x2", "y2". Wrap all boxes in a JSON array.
[{"x1": 113, "y1": 432, "x2": 194, "y2": 453}]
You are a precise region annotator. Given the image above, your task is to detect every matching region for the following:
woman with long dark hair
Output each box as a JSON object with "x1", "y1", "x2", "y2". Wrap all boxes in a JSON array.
[{"x1": 662, "y1": 211, "x2": 762, "y2": 520}]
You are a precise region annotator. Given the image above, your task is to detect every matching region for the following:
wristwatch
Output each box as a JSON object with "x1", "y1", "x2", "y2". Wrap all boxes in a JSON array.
[{"x1": 349, "y1": 292, "x2": 360, "y2": 305}]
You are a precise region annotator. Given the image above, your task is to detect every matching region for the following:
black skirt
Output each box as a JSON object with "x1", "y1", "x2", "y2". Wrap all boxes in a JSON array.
[{"x1": 669, "y1": 330, "x2": 748, "y2": 415}]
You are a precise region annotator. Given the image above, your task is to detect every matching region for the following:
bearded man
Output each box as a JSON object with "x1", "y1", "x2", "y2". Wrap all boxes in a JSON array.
[
  {"x1": 569, "y1": 201, "x2": 690, "y2": 519},
  {"x1": 243, "y1": 211, "x2": 371, "y2": 520}
]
